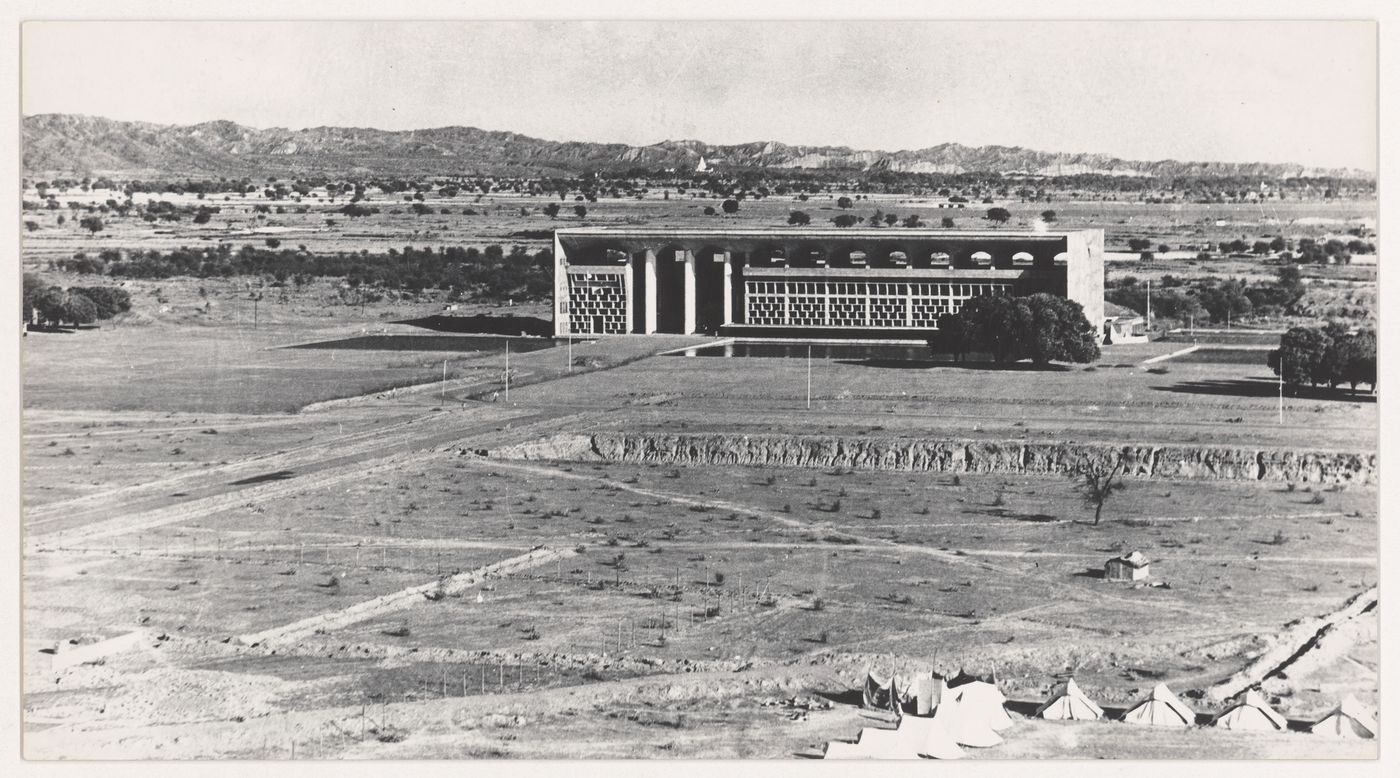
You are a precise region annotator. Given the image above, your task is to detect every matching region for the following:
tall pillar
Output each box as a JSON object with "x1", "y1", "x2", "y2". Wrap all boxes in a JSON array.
[
  {"x1": 622, "y1": 256, "x2": 635, "y2": 335},
  {"x1": 721, "y1": 251, "x2": 733, "y2": 324},
  {"x1": 554, "y1": 232, "x2": 569, "y2": 337},
  {"x1": 643, "y1": 249, "x2": 658, "y2": 334},
  {"x1": 682, "y1": 249, "x2": 697, "y2": 334}
]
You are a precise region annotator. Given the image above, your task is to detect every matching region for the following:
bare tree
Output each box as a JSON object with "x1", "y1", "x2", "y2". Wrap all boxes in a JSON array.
[{"x1": 1072, "y1": 459, "x2": 1126, "y2": 525}]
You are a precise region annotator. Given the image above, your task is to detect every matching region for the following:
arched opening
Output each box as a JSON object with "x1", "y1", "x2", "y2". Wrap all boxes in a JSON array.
[
  {"x1": 790, "y1": 243, "x2": 826, "y2": 268},
  {"x1": 969, "y1": 250, "x2": 993, "y2": 268},
  {"x1": 604, "y1": 248, "x2": 630, "y2": 264},
  {"x1": 928, "y1": 251, "x2": 952, "y2": 269},
  {"x1": 829, "y1": 247, "x2": 868, "y2": 267},
  {"x1": 1011, "y1": 251, "x2": 1035, "y2": 267},
  {"x1": 884, "y1": 250, "x2": 909, "y2": 268},
  {"x1": 750, "y1": 243, "x2": 786, "y2": 268}
]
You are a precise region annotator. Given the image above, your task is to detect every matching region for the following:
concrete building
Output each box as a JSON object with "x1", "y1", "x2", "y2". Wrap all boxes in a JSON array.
[{"x1": 552, "y1": 228, "x2": 1104, "y2": 339}]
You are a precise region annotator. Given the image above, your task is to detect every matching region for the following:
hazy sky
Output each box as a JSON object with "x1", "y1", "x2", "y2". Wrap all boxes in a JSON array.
[{"x1": 22, "y1": 20, "x2": 1377, "y2": 171}]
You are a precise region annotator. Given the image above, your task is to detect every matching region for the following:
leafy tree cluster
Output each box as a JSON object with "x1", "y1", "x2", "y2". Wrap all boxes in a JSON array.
[
  {"x1": 1105, "y1": 266, "x2": 1304, "y2": 324},
  {"x1": 22, "y1": 274, "x2": 129, "y2": 328},
  {"x1": 1267, "y1": 324, "x2": 1376, "y2": 394},
  {"x1": 50, "y1": 244, "x2": 554, "y2": 302},
  {"x1": 929, "y1": 293, "x2": 1101, "y2": 366}
]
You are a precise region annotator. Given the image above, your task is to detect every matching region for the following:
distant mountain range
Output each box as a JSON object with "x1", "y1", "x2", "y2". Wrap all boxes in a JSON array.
[{"x1": 21, "y1": 113, "x2": 1372, "y2": 181}]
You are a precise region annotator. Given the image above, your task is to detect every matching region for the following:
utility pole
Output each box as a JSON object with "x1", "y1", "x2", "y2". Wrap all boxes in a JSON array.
[
  {"x1": 440, "y1": 358, "x2": 448, "y2": 402},
  {"x1": 806, "y1": 345, "x2": 812, "y2": 410},
  {"x1": 1278, "y1": 357, "x2": 1284, "y2": 425},
  {"x1": 567, "y1": 332, "x2": 572, "y2": 372},
  {"x1": 504, "y1": 340, "x2": 510, "y2": 402}
]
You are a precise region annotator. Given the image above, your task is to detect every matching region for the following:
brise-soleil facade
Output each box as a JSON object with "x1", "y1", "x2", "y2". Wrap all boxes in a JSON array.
[{"x1": 553, "y1": 228, "x2": 1104, "y2": 339}]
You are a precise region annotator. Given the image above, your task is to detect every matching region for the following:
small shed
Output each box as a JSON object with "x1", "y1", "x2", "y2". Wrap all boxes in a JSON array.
[{"x1": 1105, "y1": 551, "x2": 1150, "y2": 581}]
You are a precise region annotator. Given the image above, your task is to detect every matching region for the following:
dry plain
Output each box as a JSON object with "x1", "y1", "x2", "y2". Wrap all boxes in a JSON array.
[{"x1": 21, "y1": 192, "x2": 1378, "y2": 759}]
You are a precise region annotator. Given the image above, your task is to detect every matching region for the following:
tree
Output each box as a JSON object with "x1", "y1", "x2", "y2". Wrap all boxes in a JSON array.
[
  {"x1": 1267, "y1": 326, "x2": 1330, "y2": 389},
  {"x1": 941, "y1": 217, "x2": 955, "y2": 228},
  {"x1": 929, "y1": 293, "x2": 1099, "y2": 366},
  {"x1": 32, "y1": 286, "x2": 67, "y2": 326},
  {"x1": 69, "y1": 286, "x2": 131, "y2": 319},
  {"x1": 1325, "y1": 329, "x2": 1377, "y2": 395},
  {"x1": 63, "y1": 292, "x2": 98, "y2": 328},
  {"x1": 1071, "y1": 459, "x2": 1126, "y2": 525},
  {"x1": 1040, "y1": 210, "x2": 1057, "y2": 223},
  {"x1": 985, "y1": 207, "x2": 1011, "y2": 226},
  {"x1": 836, "y1": 196, "x2": 853, "y2": 209},
  {"x1": 1020, "y1": 294, "x2": 1101, "y2": 366},
  {"x1": 703, "y1": 206, "x2": 717, "y2": 216},
  {"x1": 787, "y1": 210, "x2": 811, "y2": 226},
  {"x1": 265, "y1": 238, "x2": 281, "y2": 249},
  {"x1": 831, "y1": 214, "x2": 860, "y2": 228},
  {"x1": 721, "y1": 198, "x2": 739, "y2": 215},
  {"x1": 79, "y1": 215, "x2": 104, "y2": 235},
  {"x1": 903, "y1": 214, "x2": 923, "y2": 228},
  {"x1": 883, "y1": 212, "x2": 899, "y2": 227},
  {"x1": 573, "y1": 205, "x2": 588, "y2": 219},
  {"x1": 22, "y1": 273, "x2": 46, "y2": 323},
  {"x1": 543, "y1": 203, "x2": 560, "y2": 219}
]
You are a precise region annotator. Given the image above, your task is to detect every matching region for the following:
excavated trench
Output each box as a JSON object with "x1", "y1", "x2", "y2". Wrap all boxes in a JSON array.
[{"x1": 486, "y1": 431, "x2": 1376, "y2": 486}]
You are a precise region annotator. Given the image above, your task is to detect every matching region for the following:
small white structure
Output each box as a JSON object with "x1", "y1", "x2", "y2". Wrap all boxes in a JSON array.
[
  {"x1": 1212, "y1": 690, "x2": 1288, "y2": 731},
  {"x1": 1103, "y1": 302, "x2": 1149, "y2": 344},
  {"x1": 1122, "y1": 682, "x2": 1195, "y2": 727},
  {"x1": 1105, "y1": 551, "x2": 1150, "y2": 582},
  {"x1": 1036, "y1": 678, "x2": 1105, "y2": 721},
  {"x1": 1310, "y1": 697, "x2": 1377, "y2": 739},
  {"x1": 695, "y1": 156, "x2": 711, "y2": 173}
]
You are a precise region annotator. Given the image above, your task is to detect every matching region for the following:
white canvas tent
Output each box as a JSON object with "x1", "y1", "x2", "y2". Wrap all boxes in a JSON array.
[
  {"x1": 950, "y1": 680, "x2": 1015, "y2": 732},
  {"x1": 1036, "y1": 678, "x2": 1105, "y2": 721},
  {"x1": 1212, "y1": 690, "x2": 1287, "y2": 731},
  {"x1": 894, "y1": 715, "x2": 965, "y2": 760},
  {"x1": 855, "y1": 726, "x2": 902, "y2": 757},
  {"x1": 1309, "y1": 697, "x2": 1376, "y2": 739},
  {"x1": 822, "y1": 741, "x2": 868, "y2": 760},
  {"x1": 931, "y1": 685, "x2": 1006, "y2": 748},
  {"x1": 1121, "y1": 683, "x2": 1195, "y2": 727},
  {"x1": 822, "y1": 717, "x2": 966, "y2": 760}
]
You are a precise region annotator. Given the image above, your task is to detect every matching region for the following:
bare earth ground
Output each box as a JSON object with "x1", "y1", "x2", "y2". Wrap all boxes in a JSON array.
[{"x1": 20, "y1": 198, "x2": 1378, "y2": 760}]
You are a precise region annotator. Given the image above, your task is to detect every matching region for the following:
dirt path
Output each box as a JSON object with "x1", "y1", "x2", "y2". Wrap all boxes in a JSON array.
[
  {"x1": 1207, "y1": 585, "x2": 1378, "y2": 701},
  {"x1": 237, "y1": 546, "x2": 577, "y2": 647},
  {"x1": 25, "y1": 407, "x2": 591, "y2": 548}
]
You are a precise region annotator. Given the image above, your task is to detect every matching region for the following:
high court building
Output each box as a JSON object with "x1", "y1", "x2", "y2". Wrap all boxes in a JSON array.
[{"x1": 553, "y1": 228, "x2": 1104, "y2": 340}]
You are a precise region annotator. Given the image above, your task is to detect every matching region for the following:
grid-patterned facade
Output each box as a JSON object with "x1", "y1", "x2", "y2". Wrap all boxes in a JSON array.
[
  {"x1": 744, "y1": 279, "x2": 1011, "y2": 329},
  {"x1": 565, "y1": 271, "x2": 628, "y2": 334}
]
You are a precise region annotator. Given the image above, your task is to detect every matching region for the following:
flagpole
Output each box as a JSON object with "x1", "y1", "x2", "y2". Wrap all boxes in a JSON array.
[
  {"x1": 505, "y1": 340, "x2": 510, "y2": 403},
  {"x1": 1278, "y1": 357, "x2": 1284, "y2": 425},
  {"x1": 1146, "y1": 279, "x2": 1152, "y2": 336}
]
